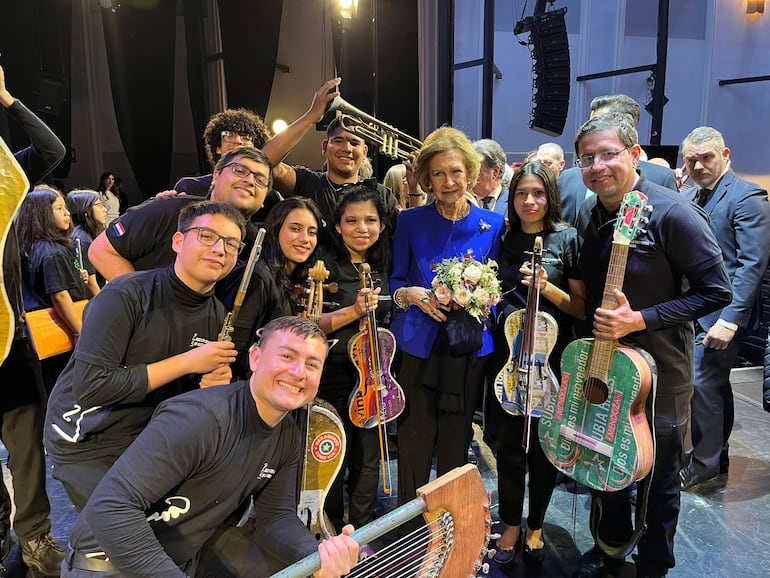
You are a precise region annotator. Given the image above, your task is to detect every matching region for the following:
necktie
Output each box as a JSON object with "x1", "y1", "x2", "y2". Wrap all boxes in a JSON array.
[
  {"x1": 695, "y1": 188, "x2": 712, "y2": 208},
  {"x1": 481, "y1": 196, "x2": 493, "y2": 210}
]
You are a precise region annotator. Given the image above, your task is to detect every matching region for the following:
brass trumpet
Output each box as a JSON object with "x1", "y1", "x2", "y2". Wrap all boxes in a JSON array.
[{"x1": 326, "y1": 96, "x2": 423, "y2": 161}]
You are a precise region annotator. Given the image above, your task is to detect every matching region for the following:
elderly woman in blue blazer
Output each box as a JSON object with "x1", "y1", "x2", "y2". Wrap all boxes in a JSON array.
[{"x1": 389, "y1": 126, "x2": 505, "y2": 507}]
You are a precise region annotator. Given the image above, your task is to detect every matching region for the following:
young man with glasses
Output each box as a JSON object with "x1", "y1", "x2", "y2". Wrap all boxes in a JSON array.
[
  {"x1": 570, "y1": 113, "x2": 731, "y2": 578},
  {"x1": 44, "y1": 200, "x2": 245, "y2": 511},
  {"x1": 88, "y1": 147, "x2": 271, "y2": 281},
  {"x1": 173, "y1": 108, "x2": 271, "y2": 198}
]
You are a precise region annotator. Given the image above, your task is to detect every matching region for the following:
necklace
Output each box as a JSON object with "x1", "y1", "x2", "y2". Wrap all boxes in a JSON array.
[{"x1": 435, "y1": 200, "x2": 470, "y2": 222}]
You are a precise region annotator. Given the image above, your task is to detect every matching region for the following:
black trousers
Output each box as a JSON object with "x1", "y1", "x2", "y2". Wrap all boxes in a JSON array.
[
  {"x1": 396, "y1": 350, "x2": 488, "y2": 508},
  {"x1": 322, "y1": 392, "x2": 382, "y2": 531},
  {"x1": 495, "y1": 410, "x2": 558, "y2": 531},
  {"x1": 51, "y1": 458, "x2": 113, "y2": 511},
  {"x1": 0, "y1": 337, "x2": 53, "y2": 542},
  {"x1": 590, "y1": 391, "x2": 689, "y2": 576}
]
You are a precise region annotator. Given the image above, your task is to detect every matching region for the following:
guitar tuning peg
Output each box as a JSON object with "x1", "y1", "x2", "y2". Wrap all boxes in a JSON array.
[
  {"x1": 473, "y1": 560, "x2": 490, "y2": 574},
  {"x1": 640, "y1": 216, "x2": 650, "y2": 225},
  {"x1": 637, "y1": 228, "x2": 647, "y2": 236},
  {"x1": 487, "y1": 531, "x2": 502, "y2": 540},
  {"x1": 644, "y1": 204, "x2": 654, "y2": 212},
  {"x1": 483, "y1": 547, "x2": 497, "y2": 558}
]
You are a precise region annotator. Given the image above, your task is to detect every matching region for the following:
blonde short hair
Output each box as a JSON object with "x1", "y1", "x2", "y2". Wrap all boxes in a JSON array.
[{"x1": 413, "y1": 126, "x2": 482, "y2": 193}]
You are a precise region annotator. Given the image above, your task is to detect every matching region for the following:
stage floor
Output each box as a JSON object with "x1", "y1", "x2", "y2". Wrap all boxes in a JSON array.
[{"x1": 2, "y1": 367, "x2": 768, "y2": 577}]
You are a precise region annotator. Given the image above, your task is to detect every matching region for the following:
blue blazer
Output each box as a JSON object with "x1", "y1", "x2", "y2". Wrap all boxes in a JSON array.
[
  {"x1": 686, "y1": 170, "x2": 770, "y2": 330},
  {"x1": 492, "y1": 188, "x2": 509, "y2": 218},
  {"x1": 389, "y1": 203, "x2": 505, "y2": 359},
  {"x1": 558, "y1": 161, "x2": 678, "y2": 225}
]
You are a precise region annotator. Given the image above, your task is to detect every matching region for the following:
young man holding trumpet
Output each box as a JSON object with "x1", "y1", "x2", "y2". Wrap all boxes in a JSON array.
[{"x1": 261, "y1": 77, "x2": 401, "y2": 247}]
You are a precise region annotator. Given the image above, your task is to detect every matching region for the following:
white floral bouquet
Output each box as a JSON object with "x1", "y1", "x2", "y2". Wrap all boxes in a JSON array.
[{"x1": 430, "y1": 251, "x2": 501, "y2": 323}]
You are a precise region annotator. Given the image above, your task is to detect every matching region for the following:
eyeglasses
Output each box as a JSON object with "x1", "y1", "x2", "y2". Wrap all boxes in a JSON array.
[
  {"x1": 222, "y1": 162, "x2": 270, "y2": 189},
  {"x1": 220, "y1": 131, "x2": 254, "y2": 146},
  {"x1": 181, "y1": 226, "x2": 245, "y2": 255},
  {"x1": 576, "y1": 147, "x2": 630, "y2": 169}
]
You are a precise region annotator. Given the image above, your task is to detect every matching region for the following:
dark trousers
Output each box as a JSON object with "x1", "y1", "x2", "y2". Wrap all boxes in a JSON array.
[
  {"x1": 0, "y1": 404, "x2": 52, "y2": 541},
  {"x1": 396, "y1": 351, "x2": 488, "y2": 507},
  {"x1": 0, "y1": 337, "x2": 53, "y2": 542},
  {"x1": 196, "y1": 521, "x2": 290, "y2": 577},
  {"x1": 689, "y1": 329, "x2": 740, "y2": 476},
  {"x1": 591, "y1": 392, "x2": 688, "y2": 576},
  {"x1": 496, "y1": 410, "x2": 557, "y2": 530},
  {"x1": 51, "y1": 458, "x2": 113, "y2": 511},
  {"x1": 322, "y1": 393, "x2": 382, "y2": 530}
]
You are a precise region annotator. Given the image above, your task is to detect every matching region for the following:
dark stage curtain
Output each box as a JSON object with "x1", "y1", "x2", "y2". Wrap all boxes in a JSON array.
[
  {"x1": 101, "y1": 1, "x2": 176, "y2": 198},
  {"x1": 217, "y1": 0, "x2": 283, "y2": 117},
  {"x1": 182, "y1": 0, "x2": 209, "y2": 175},
  {"x1": 0, "y1": 0, "x2": 71, "y2": 182}
]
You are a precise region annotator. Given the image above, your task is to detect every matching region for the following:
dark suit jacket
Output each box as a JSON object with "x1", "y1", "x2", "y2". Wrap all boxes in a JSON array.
[
  {"x1": 686, "y1": 170, "x2": 770, "y2": 330},
  {"x1": 559, "y1": 160, "x2": 678, "y2": 225}
]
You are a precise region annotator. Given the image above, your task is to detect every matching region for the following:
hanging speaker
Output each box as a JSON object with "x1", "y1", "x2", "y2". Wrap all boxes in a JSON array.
[
  {"x1": 35, "y1": 74, "x2": 68, "y2": 118},
  {"x1": 528, "y1": 8, "x2": 570, "y2": 137}
]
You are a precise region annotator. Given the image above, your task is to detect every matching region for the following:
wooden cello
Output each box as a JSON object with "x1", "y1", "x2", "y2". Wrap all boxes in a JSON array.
[
  {"x1": 494, "y1": 236, "x2": 559, "y2": 452},
  {"x1": 271, "y1": 464, "x2": 493, "y2": 578},
  {"x1": 538, "y1": 191, "x2": 655, "y2": 492},
  {"x1": 347, "y1": 262, "x2": 405, "y2": 495},
  {"x1": 295, "y1": 260, "x2": 347, "y2": 541}
]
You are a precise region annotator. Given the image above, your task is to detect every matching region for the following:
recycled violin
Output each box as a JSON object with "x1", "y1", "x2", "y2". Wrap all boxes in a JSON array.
[
  {"x1": 347, "y1": 263, "x2": 405, "y2": 495},
  {"x1": 295, "y1": 260, "x2": 347, "y2": 540},
  {"x1": 494, "y1": 236, "x2": 559, "y2": 453}
]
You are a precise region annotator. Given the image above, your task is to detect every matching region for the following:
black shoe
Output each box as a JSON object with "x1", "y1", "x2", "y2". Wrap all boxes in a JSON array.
[
  {"x1": 678, "y1": 465, "x2": 718, "y2": 491},
  {"x1": 523, "y1": 542, "x2": 546, "y2": 565},
  {"x1": 572, "y1": 547, "x2": 623, "y2": 578}
]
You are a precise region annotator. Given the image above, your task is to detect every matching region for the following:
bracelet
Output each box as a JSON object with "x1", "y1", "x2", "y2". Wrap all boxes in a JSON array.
[{"x1": 394, "y1": 288, "x2": 410, "y2": 310}]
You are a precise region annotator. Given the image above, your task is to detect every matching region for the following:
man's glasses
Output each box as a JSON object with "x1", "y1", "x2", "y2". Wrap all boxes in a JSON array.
[
  {"x1": 576, "y1": 147, "x2": 630, "y2": 169},
  {"x1": 222, "y1": 162, "x2": 270, "y2": 189},
  {"x1": 220, "y1": 131, "x2": 254, "y2": 146},
  {"x1": 181, "y1": 226, "x2": 245, "y2": 255}
]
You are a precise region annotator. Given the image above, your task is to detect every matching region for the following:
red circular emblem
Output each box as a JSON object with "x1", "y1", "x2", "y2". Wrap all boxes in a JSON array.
[{"x1": 311, "y1": 432, "x2": 342, "y2": 462}]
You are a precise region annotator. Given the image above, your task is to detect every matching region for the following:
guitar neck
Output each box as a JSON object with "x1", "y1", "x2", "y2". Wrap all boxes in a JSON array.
[{"x1": 588, "y1": 241, "x2": 630, "y2": 377}]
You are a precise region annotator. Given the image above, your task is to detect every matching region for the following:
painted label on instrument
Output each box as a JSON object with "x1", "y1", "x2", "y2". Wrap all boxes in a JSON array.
[
  {"x1": 311, "y1": 432, "x2": 342, "y2": 462},
  {"x1": 538, "y1": 339, "x2": 653, "y2": 492}
]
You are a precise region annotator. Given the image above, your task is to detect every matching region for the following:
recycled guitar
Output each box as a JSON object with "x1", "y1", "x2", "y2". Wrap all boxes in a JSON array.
[{"x1": 538, "y1": 191, "x2": 655, "y2": 492}]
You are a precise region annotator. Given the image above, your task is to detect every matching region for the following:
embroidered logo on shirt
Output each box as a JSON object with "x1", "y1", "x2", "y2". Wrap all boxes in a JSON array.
[
  {"x1": 112, "y1": 221, "x2": 126, "y2": 236},
  {"x1": 190, "y1": 333, "x2": 210, "y2": 348},
  {"x1": 146, "y1": 496, "x2": 191, "y2": 523},
  {"x1": 257, "y1": 463, "x2": 276, "y2": 480}
]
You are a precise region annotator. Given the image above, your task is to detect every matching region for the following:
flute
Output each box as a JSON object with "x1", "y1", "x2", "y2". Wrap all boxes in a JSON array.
[{"x1": 218, "y1": 227, "x2": 266, "y2": 341}]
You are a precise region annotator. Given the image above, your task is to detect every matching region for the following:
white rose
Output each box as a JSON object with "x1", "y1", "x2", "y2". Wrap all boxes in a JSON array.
[
  {"x1": 473, "y1": 287, "x2": 491, "y2": 306},
  {"x1": 450, "y1": 264, "x2": 463, "y2": 281},
  {"x1": 464, "y1": 264, "x2": 482, "y2": 284},
  {"x1": 433, "y1": 284, "x2": 453, "y2": 305},
  {"x1": 454, "y1": 287, "x2": 472, "y2": 307}
]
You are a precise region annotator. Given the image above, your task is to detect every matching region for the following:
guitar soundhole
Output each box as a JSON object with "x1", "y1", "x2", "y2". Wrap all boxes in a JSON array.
[{"x1": 583, "y1": 377, "x2": 609, "y2": 405}]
